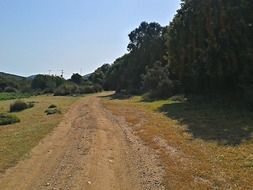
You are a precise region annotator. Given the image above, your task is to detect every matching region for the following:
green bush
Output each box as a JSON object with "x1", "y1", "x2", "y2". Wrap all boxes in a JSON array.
[
  {"x1": 48, "y1": 104, "x2": 57, "y2": 108},
  {"x1": 10, "y1": 101, "x2": 34, "y2": 112},
  {"x1": 54, "y1": 83, "x2": 78, "y2": 96},
  {"x1": 0, "y1": 113, "x2": 20, "y2": 125},
  {"x1": 79, "y1": 84, "x2": 103, "y2": 94},
  {"x1": 4, "y1": 86, "x2": 18, "y2": 93},
  {"x1": 45, "y1": 108, "x2": 61, "y2": 115}
]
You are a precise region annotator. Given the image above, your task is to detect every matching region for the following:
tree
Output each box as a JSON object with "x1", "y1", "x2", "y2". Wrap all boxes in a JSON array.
[
  {"x1": 165, "y1": 0, "x2": 253, "y2": 95},
  {"x1": 105, "y1": 22, "x2": 166, "y2": 93},
  {"x1": 89, "y1": 64, "x2": 110, "y2": 89},
  {"x1": 31, "y1": 75, "x2": 64, "y2": 92},
  {"x1": 143, "y1": 61, "x2": 180, "y2": 98},
  {"x1": 71, "y1": 73, "x2": 83, "y2": 85}
]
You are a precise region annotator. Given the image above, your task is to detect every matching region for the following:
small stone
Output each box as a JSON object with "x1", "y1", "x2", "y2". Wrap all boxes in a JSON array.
[
  {"x1": 87, "y1": 181, "x2": 92, "y2": 185},
  {"x1": 46, "y1": 182, "x2": 50, "y2": 186}
]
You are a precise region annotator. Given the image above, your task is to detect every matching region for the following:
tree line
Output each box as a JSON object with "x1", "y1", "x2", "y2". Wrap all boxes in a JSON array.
[
  {"x1": 93, "y1": 0, "x2": 252, "y2": 101},
  {"x1": 1, "y1": 0, "x2": 252, "y2": 102}
]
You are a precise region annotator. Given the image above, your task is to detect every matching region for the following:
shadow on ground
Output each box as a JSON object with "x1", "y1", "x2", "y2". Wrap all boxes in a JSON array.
[
  {"x1": 158, "y1": 101, "x2": 253, "y2": 146},
  {"x1": 99, "y1": 93, "x2": 133, "y2": 100}
]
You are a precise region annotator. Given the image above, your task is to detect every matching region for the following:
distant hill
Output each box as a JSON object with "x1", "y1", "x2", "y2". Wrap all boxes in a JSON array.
[
  {"x1": 27, "y1": 75, "x2": 38, "y2": 80},
  {"x1": 0, "y1": 72, "x2": 29, "y2": 92},
  {"x1": 0, "y1": 72, "x2": 25, "y2": 81}
]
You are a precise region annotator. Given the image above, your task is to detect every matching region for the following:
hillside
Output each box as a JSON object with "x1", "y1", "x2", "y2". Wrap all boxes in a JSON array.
[{"x1": 0, "y1": 72, "x2": 25, "y2": 81}]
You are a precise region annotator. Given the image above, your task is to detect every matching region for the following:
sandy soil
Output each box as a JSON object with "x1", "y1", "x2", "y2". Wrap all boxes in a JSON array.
[{"x1": 0, "y1": 93, "x2": 165, "y2": 190}]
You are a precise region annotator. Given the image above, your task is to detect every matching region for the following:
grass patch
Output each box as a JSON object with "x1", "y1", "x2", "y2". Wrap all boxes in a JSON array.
[
  {"x1": 102, "y1": 95, "x2": 253, "y2": 189},
  {"x1": 0, "y1": 92, "x2": 30, "y2": 101},
  {"x1": 0, "y1": 95, "x2": 78, "y2": 173},
  {"x1": 0, "y1": 113, "x2": 20, "y2": 125}
]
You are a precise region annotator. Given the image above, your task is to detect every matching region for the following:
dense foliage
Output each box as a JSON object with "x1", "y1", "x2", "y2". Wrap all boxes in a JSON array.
[
  {"x1": 31, "y1": 75, "x2": 65, "y2": 93},
  {"x1": 1, "y1": 0, "x2": 252, "y2": 101},
  {"x1": 166, "y1": 0, "x2": 253, "y2": 97},
  {"x1": 105, "y1": 22, "x2": 166, "y2": 94},
  {"x1": 96, "y1": 0, "x2": 253, "y2": 101}
]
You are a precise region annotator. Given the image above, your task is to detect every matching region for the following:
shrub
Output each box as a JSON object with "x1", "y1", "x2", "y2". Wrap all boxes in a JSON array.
[
  {"x1": 54, "y1": 83, "x2": 78, "y2": 96},
  {"x1": 4, "y1": 86, "x2": 18, "y2": 93},
  {"x1": 48, "y1": 104, "x2": 57, "y2": 108},
  {"x1": 10, "y1": 101, "x2": 34, "y2": 112},
  {"x1": 79, "y1": 86, "x2": 94, "y2": 94},
  {"x1": 93, "y1": 84, "x2": 103, "y2": 92},
  {"x1": 79, "y1": 84, "x2": 103, "y2": 94},
  {"x1": 0, "y1": 113, "x2": 20, "y2": 125},
  {"x1": 45, "y1": 108, "x2": 61, "y2": 115}
]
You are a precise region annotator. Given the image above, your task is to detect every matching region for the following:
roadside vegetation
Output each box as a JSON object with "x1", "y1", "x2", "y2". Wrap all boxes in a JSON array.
[
  {"x1": 0, "y1": 93, "x2": 30, "y2": 101},
  {"x1": 0, "y1": 95, "x2": 77, "y2": 173},
  {"x1": 9, "y1": 100, "x2": 34, "y2": 112},
  {"x1": 45, "y1": 104, "x2": 61, "y2": 115},
  {"x1": 0, "y1": 113, "x2": 20, "y2": 125},
  {"x1": 0, "y1": 0, "x2": 252, "y2": 188}
]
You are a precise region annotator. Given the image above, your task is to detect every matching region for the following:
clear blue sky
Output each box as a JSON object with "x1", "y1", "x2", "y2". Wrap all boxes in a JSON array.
[{"x1": 0, "y1": 0, "x2": 181, "y2": 78}]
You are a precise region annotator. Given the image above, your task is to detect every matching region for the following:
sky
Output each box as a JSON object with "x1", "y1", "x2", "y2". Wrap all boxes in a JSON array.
[{"x1": 0, "y1": 0, "x2": 181, "y2": 78}]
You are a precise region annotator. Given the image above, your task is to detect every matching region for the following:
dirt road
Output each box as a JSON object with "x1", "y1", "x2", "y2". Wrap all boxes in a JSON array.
[{"x1": 0, "y1": 94, "x2": 165, "y2": 190}]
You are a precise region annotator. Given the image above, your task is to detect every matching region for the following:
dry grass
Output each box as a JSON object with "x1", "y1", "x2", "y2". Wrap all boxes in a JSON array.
[
  {"x1": 102, "y1": 96, "x2": 253, "y2": 190},
  {"x1": 0, "y1": 95, "x2": 78, "y2": 173}
]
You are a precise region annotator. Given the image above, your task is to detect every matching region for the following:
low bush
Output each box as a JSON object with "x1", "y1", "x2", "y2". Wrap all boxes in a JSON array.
[
  {"x1": 10, "y1": 100, "x2": 34, "y2": 112},
  {"x1": 4, "y1": 86, "x2": 18, "y2": 93},
  {"x1": 79, "y1": 84, "x2": 103, "y2": 94},
  {"x1": 54, "y1": 83, "x2": 78, "y2": 96},
  {"x1": 0, "y1": 113, "x2": 20, "y2": 125},
  {"x1": 48, "y1": 104, "x2": 57, "y2": 108},
  {"x1": 79, "y1": 85, "x2": 94, "y2": 94},
  {"x1": 45, "y1": 108, "x2": 61, "y2": 115}
]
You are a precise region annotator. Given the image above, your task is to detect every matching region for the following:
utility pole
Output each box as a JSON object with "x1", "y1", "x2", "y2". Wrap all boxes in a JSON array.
[
  {"x1": 60, "y1": 70, "x2": 64, "y2": 78},
  {"x1": 48, "y1": 70, "x2": 51, "y2": 75}
]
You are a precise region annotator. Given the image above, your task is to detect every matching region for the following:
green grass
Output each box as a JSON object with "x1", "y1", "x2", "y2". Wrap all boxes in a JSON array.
[
  {"x1": 0, "y1": 92, "x2": 31, "y2": 101},
  {"x1": 0, "y1": 95, "x2": 78, "y2": 172}
]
